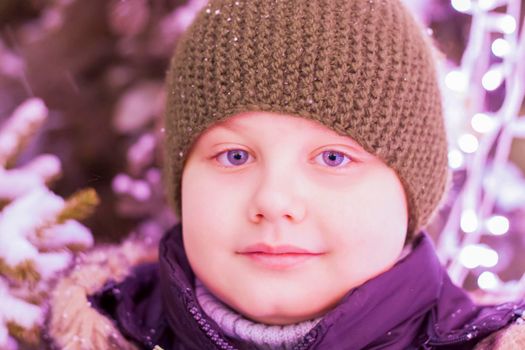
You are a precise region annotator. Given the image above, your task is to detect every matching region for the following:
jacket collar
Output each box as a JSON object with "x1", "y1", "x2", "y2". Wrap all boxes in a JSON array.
[{"x1": 103, "y1": 223, "x2": 524, "y2": 350}]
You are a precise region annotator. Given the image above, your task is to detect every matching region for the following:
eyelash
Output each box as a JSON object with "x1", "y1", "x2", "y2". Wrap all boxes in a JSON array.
[{"x1": 212, "y1": 148, "x2": 353, "y2": 169}]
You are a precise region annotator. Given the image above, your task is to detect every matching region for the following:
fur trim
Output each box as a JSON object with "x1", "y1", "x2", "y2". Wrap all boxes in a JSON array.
[
  {"x1": 46, "y1": 237, "x2": 158, "y2": 350},
  {"x1": 475, "y1": 319, "x2": 525, "y2": 350}
]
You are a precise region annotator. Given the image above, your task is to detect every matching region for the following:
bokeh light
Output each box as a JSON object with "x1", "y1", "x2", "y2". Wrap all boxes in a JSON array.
[
  {"x1": 481, "y1": 67, "x2": 504, "y2": 91},
  {"x1": 471, "y1": 113, "x2": 495, "y2": 133},
  {"x1": 458, "y1": 134, "x2": 479, "y2": 153},
  {"x1": 451, "y1": 0, "x2": 472, "y2": 13},
  {"x1": 448, "y1": 149, "x2": 465, "y2": 169},
  {"x1": 491, "y1": 38, "x2": 511, "y2": 57},
  {"x1": 461, "y1": 209, "x2": 479, "y2": 233},
  {"x1": 486, "y1": 215, "x2": 510, "y2": 235},
  {"x1": 445, "y1": 70, "x2": 468, "y2": 92},
  {"x1": 477, "y1": 271, "x2": 500, "y2": 290},
  {"x1": 459, "y1": 244, "x2": 499, "y2": 268}
]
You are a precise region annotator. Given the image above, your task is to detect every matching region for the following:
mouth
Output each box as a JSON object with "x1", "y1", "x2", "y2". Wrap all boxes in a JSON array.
[
  {"x1": 239, "y1": 252, "x2": 324, "y2": 270},
  {"x1": 237, "y1": 242, "x2": 325, "y2": 270}
]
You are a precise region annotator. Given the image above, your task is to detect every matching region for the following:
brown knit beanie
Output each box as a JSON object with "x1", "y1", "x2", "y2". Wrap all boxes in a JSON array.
[{"x1": 163, "y1": 0, "x2": 450, "y2": 240}]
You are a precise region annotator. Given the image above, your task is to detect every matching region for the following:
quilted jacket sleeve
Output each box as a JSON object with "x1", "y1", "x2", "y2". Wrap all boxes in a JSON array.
[{"x1": 46, "y1": 237, "x2": 158, "y2": 350}]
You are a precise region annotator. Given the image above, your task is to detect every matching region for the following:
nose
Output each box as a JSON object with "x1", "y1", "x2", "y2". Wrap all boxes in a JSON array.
[{"x1": 247, "y1": 167, "x2": 306, "y2": 224}]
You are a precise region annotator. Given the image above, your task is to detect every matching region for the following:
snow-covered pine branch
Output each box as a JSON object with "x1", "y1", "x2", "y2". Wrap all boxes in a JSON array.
[{"x1": 0, "y1": 98, "x2": 99, "y2": 349}]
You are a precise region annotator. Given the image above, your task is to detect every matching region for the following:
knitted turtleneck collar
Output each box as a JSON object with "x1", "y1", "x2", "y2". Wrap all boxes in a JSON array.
[{"x1": 194, "y1": 278, "x2": 322, "y2": 350}]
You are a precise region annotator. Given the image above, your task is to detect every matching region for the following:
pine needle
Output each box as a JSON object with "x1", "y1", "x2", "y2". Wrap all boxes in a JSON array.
[
  {"x1": 0, "y1": 258, "x2": 40, "y2": 283},
  {"x1": 7, "y1": 321, "x2": 41, "y2": 346},
  {"x1": 56, "y1": 188, "x2": 100, "y2": 224}
]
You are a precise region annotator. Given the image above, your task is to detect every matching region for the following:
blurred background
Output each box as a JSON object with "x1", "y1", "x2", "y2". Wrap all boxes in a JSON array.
[{"x1": 0, "y1": 0, "x2": 524, "y2": 348}]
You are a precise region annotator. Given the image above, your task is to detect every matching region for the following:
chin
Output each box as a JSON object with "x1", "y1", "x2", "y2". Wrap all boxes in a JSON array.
[
  {"x1": 243, "y1": 311, "x2": 316, "y2": 325},
  {"x1": 234, "y1": 299, "x2": 330, "y2": 325}
]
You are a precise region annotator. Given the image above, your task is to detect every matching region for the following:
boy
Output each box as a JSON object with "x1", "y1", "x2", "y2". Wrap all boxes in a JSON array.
[{"x1": 47, "y1": 0, "x2": 525, "y2": 349}]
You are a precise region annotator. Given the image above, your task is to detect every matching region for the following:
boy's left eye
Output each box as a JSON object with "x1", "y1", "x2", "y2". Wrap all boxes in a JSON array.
[
  {"x1": 314, "y1": 150, "x2": 352, "y2": 168},
  {"x1": 215, "y1": 149, "x2": 252, "y2": 167}
]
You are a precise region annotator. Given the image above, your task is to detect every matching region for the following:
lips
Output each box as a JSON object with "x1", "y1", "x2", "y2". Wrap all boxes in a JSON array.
[
  {"x1": 239, "y1": 243, "x2": 320, "y2": 254},
  {"x1": 238, "y1": 243, "x2": 324, "y2": 270}
]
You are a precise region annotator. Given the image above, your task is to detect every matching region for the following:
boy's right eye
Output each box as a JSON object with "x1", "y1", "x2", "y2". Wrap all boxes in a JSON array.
[{"x1": 214, "y1": 149, "x2": 252, "y2": 167}]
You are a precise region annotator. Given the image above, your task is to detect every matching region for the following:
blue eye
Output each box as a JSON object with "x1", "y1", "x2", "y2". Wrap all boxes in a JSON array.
[
  {"x1": 216, "y1": 149, "x2": 251, "y2": 167},
  {"x1": 315, "y1": 150, "x2": 351, "y2": 167}
]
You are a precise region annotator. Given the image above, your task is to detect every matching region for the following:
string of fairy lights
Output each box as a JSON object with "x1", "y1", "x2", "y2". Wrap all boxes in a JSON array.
[{"x1": 436, "y1": 0, "x2": 525, "y2": 292}]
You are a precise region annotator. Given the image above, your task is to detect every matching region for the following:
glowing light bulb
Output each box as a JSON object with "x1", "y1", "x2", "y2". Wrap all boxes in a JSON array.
[
  {"x1": 482, "y1": 68, "x2": 503, "y2": 91},
  {"x1": 459, "y1": 244, "x2": 498, "y2": 269},
  {"x1": 471, "y1": 113, "x2": 495, "y2": 133},
  {"x1": 486, "y1": 215, "x2": 509, "y2": 235},
  {"x1": 478, "y1": 0, "x2": 496, "y2": 10},
  {"x1": 477, "y1": 271, "x2": 500, "y2": 290},
  {"x1": 451, "y1": 0, "x2": 472, "y2": 12},
  {"x1": 491, "y1": 38, "x2": 511, "y2": 57},
  {"x1": 448, "y1": 149, "x2": 465, "y2": 169},
  {"x1": 445, "y1": 70, "x2": 468, "y2": 92},
  {"x1": 481, "y1": 248, "x2": 499, "y2": 267},
  {"x1": 461, "y1": 209, "x2": 478, "y2": 233},
  {"x1": 458, "y1": 134, "x2": 479, "y2": 153},
  {"x1": 459, "y1": 245, "x2": 482, "y2": 268},
  {"x1": 498, "y1": 15, "x2": 516, "y2": 34}
]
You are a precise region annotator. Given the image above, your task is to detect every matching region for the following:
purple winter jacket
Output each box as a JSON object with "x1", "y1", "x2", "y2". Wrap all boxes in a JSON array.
[{"x1": 90, "y1": 223, "x2": 525, "y2": 350}]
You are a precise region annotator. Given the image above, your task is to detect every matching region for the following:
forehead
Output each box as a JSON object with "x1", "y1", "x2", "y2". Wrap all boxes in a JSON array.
[
  {"x1": 215, "y1": 111, "x2": 331, "y2": 130},
  {"x1": 204, "y1": 111, "x2": 363, "y2": 147}
]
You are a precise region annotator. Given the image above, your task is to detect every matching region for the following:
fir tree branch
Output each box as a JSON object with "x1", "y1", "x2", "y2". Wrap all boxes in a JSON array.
[
  {"x1": 56, "y1": 188, "x2": 100, "y2": 224},
  {"x1": 6, "y1": 321, "x2": 40, "y2": 347},
  {"x1": 0, "y1": 258, "x2": 40, "y2": 283}
]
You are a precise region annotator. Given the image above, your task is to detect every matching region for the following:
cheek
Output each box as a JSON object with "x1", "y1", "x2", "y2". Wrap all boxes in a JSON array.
[
  {"x1": 181, "y1": 163, "x2": 249, "y2": 268},
  {"x1": 364, "y1": 168, "x2": 408, "y2": 241},
  {"x1": 182, "y1": 163, "x2": 247, "y2": 225},
  {"x1": 315, "y1": 167, "x2": 407, "y2": 271}
]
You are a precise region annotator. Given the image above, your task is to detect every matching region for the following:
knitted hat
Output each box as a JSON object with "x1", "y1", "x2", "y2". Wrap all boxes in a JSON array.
[{"x1": 163, "y1": 0, "x2": 450, "y2": 240}]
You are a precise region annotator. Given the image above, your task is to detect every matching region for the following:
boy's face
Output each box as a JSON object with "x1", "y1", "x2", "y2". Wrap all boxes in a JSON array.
[{"x1": 181, "y1": 111, "x2": 408, "y2": 325}]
